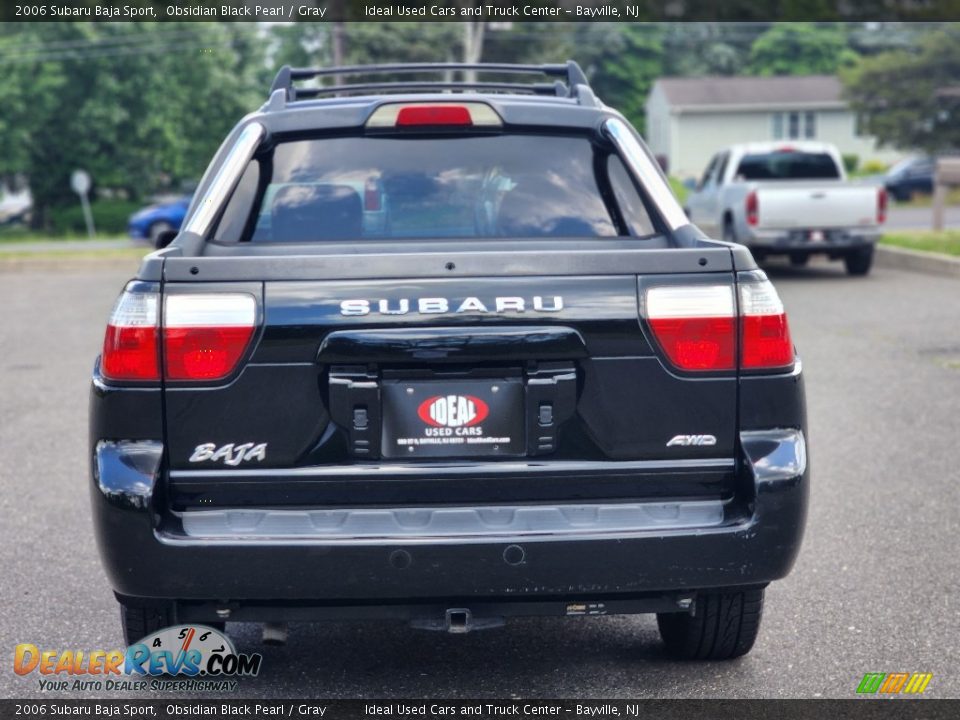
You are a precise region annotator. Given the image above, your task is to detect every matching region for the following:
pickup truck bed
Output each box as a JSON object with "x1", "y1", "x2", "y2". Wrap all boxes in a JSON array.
[
  {"x1": 90, "y1": 62, "x2": 808, "y2": 661},
  {"x1": 686, "y1": 142, "x2": 886, "y2": 275}
]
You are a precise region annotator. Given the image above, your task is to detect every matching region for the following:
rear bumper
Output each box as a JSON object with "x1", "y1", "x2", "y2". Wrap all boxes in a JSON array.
[
  {"x1": 91, "y1": 430, "x2": 808, "y2": 610},
  {"x1": 745, "y1": 227, "x2": 878, "y2": 253}
]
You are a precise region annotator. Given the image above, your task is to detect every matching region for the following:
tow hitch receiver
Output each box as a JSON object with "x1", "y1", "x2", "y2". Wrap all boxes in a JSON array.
[{"x1": 410, "y1": 608, "x2": 505, "y2": 634}]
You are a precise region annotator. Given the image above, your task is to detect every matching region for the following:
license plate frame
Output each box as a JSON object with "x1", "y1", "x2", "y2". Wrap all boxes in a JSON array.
[{"x1": 381, "y1": 379, "x2": 526, "y2": 459}]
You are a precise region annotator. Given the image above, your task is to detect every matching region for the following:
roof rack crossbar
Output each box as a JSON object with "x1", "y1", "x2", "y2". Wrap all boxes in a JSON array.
[
  {"x1": 294, "y1": 81, "x2": 563, "y2": 99},
  {"x1": 269, "y1": 61, "x2": 592, "y2": 104}
]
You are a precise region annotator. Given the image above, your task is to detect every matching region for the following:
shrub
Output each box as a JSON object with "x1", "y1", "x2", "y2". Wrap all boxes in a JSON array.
[
  {"x1": 861, "y1": 160, "x2": 889, "y2": 175},
  {"x1": 842, "y1": 154, "x2": 860, "y2": 174},
  {"x1": 48, "y1": 199, "x2": 141, "y2": 235}
]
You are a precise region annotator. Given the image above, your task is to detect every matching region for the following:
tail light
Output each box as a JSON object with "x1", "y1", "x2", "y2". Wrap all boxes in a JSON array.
[
  {"x1": 164, "y1": 294, "x2": 257, "y2": 380},
  {"x1": 739, "y1": 279, "x2": 794, "y2": 370},
  {"x1": 645, "y1": 275, "x2": 794, "y2": 373},
  {"x1": 877, "y1": 187, "x2": 888, "y2": 224},
  {"x1": 100, "y1": 289, "x2": 257, "y2": 383},
  {"x1": 646, "y1": 285, "x2": 736, "y2": 371},
  {"x1": 366, "y1": 102, "x2": 502, "y2": 129},
  {"x1": 396, "y1": 105, "x2": 472, "y2": 127},
  {"x1": 102, "y1": 290, "x2": 160, "y2": 381},
  {"x1": 745, "y1": 190, "x2": 759, "y2": 227},
  {"x1": 364, "y1": 177, "x2": 382, "y2": 212}
]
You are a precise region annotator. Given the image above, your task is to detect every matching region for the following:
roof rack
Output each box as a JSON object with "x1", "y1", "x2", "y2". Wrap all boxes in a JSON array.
[{"x1": 268, "y1": 61, "x2": 596, "y2": 106}]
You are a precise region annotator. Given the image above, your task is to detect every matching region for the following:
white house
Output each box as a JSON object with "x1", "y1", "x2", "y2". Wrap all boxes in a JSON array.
[{"x1": 644, "y1": 75, "x2": 903, "y2": 179}]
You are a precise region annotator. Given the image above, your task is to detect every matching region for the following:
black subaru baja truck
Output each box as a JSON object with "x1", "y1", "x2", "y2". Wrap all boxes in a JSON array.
[{"x1": 90, "y1": 62, "x2": 807, "y2": 660}]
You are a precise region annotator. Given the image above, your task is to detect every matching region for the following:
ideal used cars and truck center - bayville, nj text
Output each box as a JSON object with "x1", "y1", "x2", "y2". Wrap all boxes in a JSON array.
[{"x1": 22, "y1": 5, "x2": 650, "y2": 19}]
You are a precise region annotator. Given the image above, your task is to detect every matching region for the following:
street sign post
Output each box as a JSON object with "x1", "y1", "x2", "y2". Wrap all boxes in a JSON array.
[
  {"x1": 933, "y1": 158, "x2": 960, "y2": 232},
  {"x1": 70, "y1": 169, "x2": 95, "y2": 240}
]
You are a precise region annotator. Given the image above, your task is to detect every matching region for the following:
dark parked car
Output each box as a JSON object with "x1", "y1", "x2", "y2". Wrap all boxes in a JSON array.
[
  {"x1": 127, "y1": 195, "x2": 191, "y2": 244},
  {"x1": 884, "y1": 156, "x2": 934, "y2": 202},
  {"x1": 91, "y1": 62, "x2": 808, "y2": 660}
]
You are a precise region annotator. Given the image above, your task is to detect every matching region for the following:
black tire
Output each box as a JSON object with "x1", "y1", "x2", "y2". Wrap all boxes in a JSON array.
[
  {"x1": 147, "y1": 221, "x2": 174, "y2": 245},
  {"x1": 722, "y1": 217, "x2": 736, "y2": 243},
  {"x1": 844, "y1": 245, "x2": 874, "y2": 276},
  {"x1": 119, "y1": 602, "x2": 226, "y2": 645},
  {"x1": 789, "y1": 255, "x2": 809, "y2": 267},
  {"x1": 657, "y1": 588, "x2": 764, "y2": 660},
  {"x1": 120, "y1": 602, "x2": 173, "y2": 646}
]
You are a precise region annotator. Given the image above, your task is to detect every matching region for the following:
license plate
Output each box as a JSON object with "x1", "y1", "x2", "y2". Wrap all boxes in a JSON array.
[
  {"x1": 809, "y1": 230, "x2": 825, "y2": 242},
  {"x1": 381, "y1": 379, "x2": 525, "y2": 458}
]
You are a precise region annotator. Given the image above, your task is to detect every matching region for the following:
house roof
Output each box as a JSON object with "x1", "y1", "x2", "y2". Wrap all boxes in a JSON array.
[{"x1": 653, "y1": 75, "x2": 846, "y2": 112}]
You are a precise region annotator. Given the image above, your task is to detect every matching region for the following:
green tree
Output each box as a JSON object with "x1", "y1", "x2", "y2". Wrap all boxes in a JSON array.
[
  {"x1": 574, "y1": 24, "x2": 663, "y2": 127},
  {"x1": 748, "y1": 23, "x2": 859, "y2": 76},
  {"x1": 0, "y1": 23, "x2": 265, "y2": 229},
  {"x1": 661, "y1": 23, "x2": 770, "y2": 77},
  {"x1": 842, "y1": 26, "x2": 960, "y2": 154}
]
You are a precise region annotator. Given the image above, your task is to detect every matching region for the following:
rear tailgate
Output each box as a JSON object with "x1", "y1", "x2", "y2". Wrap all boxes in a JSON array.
[
  {"x1": 160, "y1": 245, "x2": 741, "y2": 509},
  {"x1": 755, "y1": 182, "x2": 880, "y2": 230}
]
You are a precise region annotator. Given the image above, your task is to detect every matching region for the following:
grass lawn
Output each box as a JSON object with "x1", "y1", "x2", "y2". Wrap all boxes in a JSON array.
[
  {"x1": 881, "y1": 230, "x2": 960, "y2": 257},
  {"x1": 0, "y1": 232, "x2": 125, "y2": 244},
  {"x1": 668, "y1": 177, "x2": 690, "y2": 205},
  {"x1": 0, "y1": 246, "x2": 147, "y2": 262}
]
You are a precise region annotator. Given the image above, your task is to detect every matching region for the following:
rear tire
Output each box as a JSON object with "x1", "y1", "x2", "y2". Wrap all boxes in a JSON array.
[
  {"x1": 844, "y1": 245, "x2": 874, "y2": 276},
  {"x1": 656, "y1": 588, "x2": 764, "y2": 660},
  {"x1": 147, "y1": 221, "x2": 174, "y2": 246},
  {"x1": 119, "y1": 601, "x2": 226, "y2": 645},
  {"x1": 119, "y1": 602, "x2": 173, "y2": 646},
  {"x1": 722, "y1": 218, "x2": 736, "y2": 243}
]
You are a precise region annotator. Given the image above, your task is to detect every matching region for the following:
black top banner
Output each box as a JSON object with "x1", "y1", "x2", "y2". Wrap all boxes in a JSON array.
[{"x1": 4, "y1": 0, "x2": 960, "y2": 22}]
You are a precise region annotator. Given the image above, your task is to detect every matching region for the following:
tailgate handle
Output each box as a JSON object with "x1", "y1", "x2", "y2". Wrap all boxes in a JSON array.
[{"x1": 317, "y1": 326, "x2": 588, "y2": 363}]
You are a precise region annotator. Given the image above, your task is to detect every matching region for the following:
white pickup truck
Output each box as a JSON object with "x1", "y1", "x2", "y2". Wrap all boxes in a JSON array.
[{"x1": 684, "y1": 142, "x2": 886, "y2": 275}]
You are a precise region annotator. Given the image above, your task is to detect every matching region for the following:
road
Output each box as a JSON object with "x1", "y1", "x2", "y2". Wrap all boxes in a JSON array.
[{"x1": 1, "y1": 258, "x2": 958, "y2": 700}]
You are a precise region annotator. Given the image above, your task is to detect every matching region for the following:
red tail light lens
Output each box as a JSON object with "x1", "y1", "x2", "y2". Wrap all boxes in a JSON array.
[
  {"x1": 739, "y1": 280, "x2": 794, "y2": 370},
  {"x1": 366, "y1": 102, "x2": 503, "y2": 129},
  {"x1": 646, "y1": 285, "x2": 736, "y2": 371},
  {"x1": 364, "y1": 177, "x2": 382, "y2": 212},
  {"x1": 102, "y1": 291, "x2": 159, "y2": 381},
  {"x1": 396, "y1": 105, "x2": 473, "y2": 127},
  {"x1": 163, "y1": 294, "x2": 257, "y2": 381},
  {"x1": 645, "y1": 277, "x2": 794, "y2": 373},
  {"x1": 164, "y1": 326, "x2": 255, "y2": 380},
  {"x1": 877, "y1": 187, "x2": 888, "y2": 224},
  {"x1": 745, "y1": 190, "x2": 759, "y2": 227}
]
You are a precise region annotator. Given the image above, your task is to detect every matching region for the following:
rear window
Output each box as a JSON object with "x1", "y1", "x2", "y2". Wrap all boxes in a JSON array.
[
  {"x1": 214, "y1": 134, "x2": 657, "y2": 242},
  {"x1": 735, "y1": 150, "x2": 841, "y2": 181}
]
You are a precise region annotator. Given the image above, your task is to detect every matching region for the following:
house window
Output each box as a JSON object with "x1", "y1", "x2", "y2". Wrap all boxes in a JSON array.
[
  {"x1": 788, "y1": 112, "x2": 800, "y2": 139},
  {"x1": 773, "y1": 112, "x2": 817, "y2": 140}
]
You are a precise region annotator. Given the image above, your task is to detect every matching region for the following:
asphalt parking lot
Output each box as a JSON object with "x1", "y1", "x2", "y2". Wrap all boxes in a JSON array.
[{"x1": 1, "y1": 257, "x2": 958, "y2": 700}]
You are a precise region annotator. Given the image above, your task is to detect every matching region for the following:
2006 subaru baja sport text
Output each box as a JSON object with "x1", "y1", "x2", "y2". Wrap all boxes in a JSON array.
[{"x1": 90, "y1": 62, "x2": 807, "y2": 660}]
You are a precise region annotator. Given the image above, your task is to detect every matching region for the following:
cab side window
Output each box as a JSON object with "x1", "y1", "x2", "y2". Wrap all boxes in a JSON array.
[
  {"x1": 714, "y1": 152, "x2": 730, "y2": 186},
  {"x1": 698, "y1": 155, "x2": 719, "y2": 190}
]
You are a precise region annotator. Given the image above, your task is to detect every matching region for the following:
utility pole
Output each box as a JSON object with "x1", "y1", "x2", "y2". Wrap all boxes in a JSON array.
[
  {"x1": 331, "y1": 0, "x2": 345, "y2": 85},
  {"x1": 462, "y1": 21, "x2": 485, "y2": 83}
]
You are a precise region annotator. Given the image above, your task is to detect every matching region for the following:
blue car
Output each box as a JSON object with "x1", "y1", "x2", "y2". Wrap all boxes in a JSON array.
[
  {"x1": 884, "y1": 156, "x2": 934, "y2": 202},
  {"x1": 127, "y1": 195, "x2": 191, "y2": 243}
]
